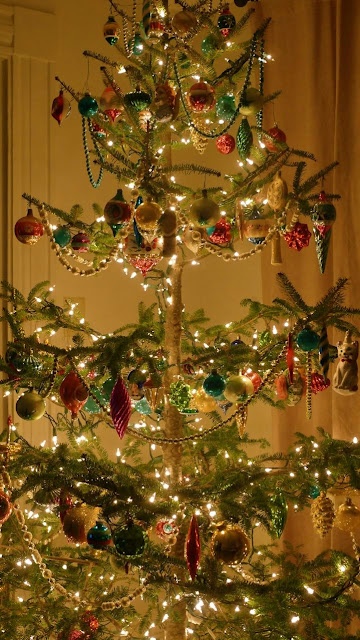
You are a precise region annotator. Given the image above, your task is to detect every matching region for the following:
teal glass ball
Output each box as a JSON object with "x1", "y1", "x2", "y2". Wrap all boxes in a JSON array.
[
  {"x1": 53, "y1": 225, "x2": 71, "y2": 248},
  {"x1": 203, "y1": 370, "x2": 226, "y2": 397},
  {"x1": 87, "y1": 521, "x2": 112, "y2": 549},
  {"x1": 78, "y1": 94, "x2": 99, "y2": 117},
  {"x1": 296, "y1": 328, "x2": 320, "y2": 352}
]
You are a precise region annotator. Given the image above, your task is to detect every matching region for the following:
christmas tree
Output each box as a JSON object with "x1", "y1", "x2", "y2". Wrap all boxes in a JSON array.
[{"x1": 1, "y1": 1, "x2": 360, "y2": 638}]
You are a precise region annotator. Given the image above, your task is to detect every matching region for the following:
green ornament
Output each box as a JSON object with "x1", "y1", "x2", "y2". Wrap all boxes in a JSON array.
[
  {"x1": 78, "y1": 93, "x2": 99, "y2": 117},
  {"x1": 258, "y1": 330, "x2": 271, "y2": 348},
  {"x1": 128, "y1": 32, "x2": 143, "y2": 56},
  {"x1": 169, "y1": 379, "x2": 192, "y2": 411},
  {"x1": 16, "y1": 390, "x2": 46, "y2": 421},
  {"x1": 87, "y1": 521, "x2": 112, "y2": 549},
  {"x1": 236, "y1": 117, "x2": 253, "y2": 160},
  {"x1": 84, "y1": 387, "x2": 105, "y2": 414},
  {"x1": 309, "y1": 485, "x2": 321, "y2": 499},
  {"x1": 101, "y1": 377, "x2": 116, "y2": 401},
  {"x1": 134, "y1": 397, "x2": 152, "y2": 415},
  {"x1": 216, "y1": 94, "x2": 236, "y2": 121},
  {"x1": 103, "y1": 15, "x2": 120, "y2": 45},
  {"x1": 269, "y1": 490, "x2": 288, "y2": 538},
  {"x1": 201, "y1": 34, "x2": 219, "y2": 58},
  {"x1": 124, "y1": 87, "x2": 151, "y2": 112},
  {"x1": 53, "y1": 225, "x2": 72, "y2": 248},
  {"x1": 296, "y1": 328, "x2": 320, "y2": 352},
  {"x1": 203, "y1": 370, "x2": 226, "y2": 397},
  {"x1": 113, "y1": 521, "x2": 147, "y2": 558}
]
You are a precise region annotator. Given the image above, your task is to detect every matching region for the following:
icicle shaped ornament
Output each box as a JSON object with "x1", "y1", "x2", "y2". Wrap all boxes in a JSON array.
[{"x1": 110, "y1": 377, "x2": 132, "y2": 438}]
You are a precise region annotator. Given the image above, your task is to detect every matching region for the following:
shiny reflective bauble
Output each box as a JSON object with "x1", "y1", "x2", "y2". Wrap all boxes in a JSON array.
[
  {"x1": 16, "y1": 390, "x2": 46, "y2": 421},
  {"x1": 212, "y1": 523, "x2": 250, "y2": 565},
  {"x1": 15, "y1": 209, "x2": 44, "y2": 245},
  {"x1": 78, "y1": 93, "x2": 99, "y2": 117}
]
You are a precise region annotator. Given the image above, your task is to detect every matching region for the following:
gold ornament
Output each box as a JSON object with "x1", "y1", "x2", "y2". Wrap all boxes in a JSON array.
[
  {"x1": 191, "y1": 388, "x2": 217, "y2": 413},
  {"x1": 334, "y1": 497, "x2": 360, "y2": 534},
  {"x1": 189, "y1": 189, "x2": 221, "y2": 228},
  {"x1": 211, "y1": 522, "x2": 250, "y2": 565},
  {"x1": 311, "y1": 492, "x2": 335, "y2": 537},
  {"x1": 223, "y1": 375, "x2": 254, "y2": 404},
  {"x1": 62, "y1": 504, "x2": 99, "y2": 544},
  {"x1": 135, "y1": 198, "x2": 162, "y2": 230},
  {"x1": 266, "y1": 172, "x2": 288, "y2": 212}
]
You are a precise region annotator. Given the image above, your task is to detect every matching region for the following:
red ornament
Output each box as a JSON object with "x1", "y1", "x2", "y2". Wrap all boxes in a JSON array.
[
  {"x1": 283, "y1": 222, "x2": 311, "y2": 251},
  {"x1": 100, "y1": 86, "x2": 122, "y2": 123},
  {"x1": 264, "y1": 126, "x2": 287, "y2": 152},
  {"x1": 216, "y1": 134, "x2": 235, "y2": 154},
  {"x1": 286, "y1": 333, "x2": 295, "y2": 383},
  {"x1": 186, "y1": 514, "x2": 201, "y2": 581},
  {"x1": 188, "y1": 81, "x2": 215, "y2": 112},
  {"x1": 207, "y1": 219, "x2": 232, "y2": 246},
  {"x1": 51, "y1": 89, "x2": 71, "y2": 125},
  {"x1": 59, "y1": 371, "x2": 89, "y2": 419},
  {"x1": 58, "y1": 489, "x2": 73, "y2": 524},
  {"x1": 91, "y1": 122, "x2": 106, "y2": 139},
  {"x1": 311, "y1": 372, "x2": 330, "y2": 394},
  {"x1": 110, "y1": 377, "x2": 132, "y2": 439},
  {"x1": 0, "y1": 490, "x2": 12, "y2": 524},
  {"x1": 81, "y1": 611, "x2": 99, "y2": 633},
  {"x1": 243, "y1": 370, "x2": 262, "y2": 392},
  {"x1": 71, "y1": 232, "x2": 91, "y2": 252},
  {"x1": 66, "y1": 631, "x2": 86, "y2": 640},
  {"x1": 156, "y1": 519, "x2": 179, "y2": 540},
  {"x1": 128, "y1": 254, "x2": 162, "y2": 276},
  {"x1": 15, "y1": 209, "x2": 44, "y2": 245}
]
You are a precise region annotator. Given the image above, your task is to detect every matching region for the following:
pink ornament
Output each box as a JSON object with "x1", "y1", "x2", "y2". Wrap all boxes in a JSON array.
[
  {"x1": 216, "y1": 134, "x2": 235, "y2": 154},
  {"x1": 110, "y1": 377, "x2": 132, "y2": 439},
  {"x1": 100, "y1": 85, "x2": 122, "y2": 122},
  {"x1": 207, "y1": 219, "x2": 232, "y2": 246},
  {"x1": 59, "y1": 371, "x2": 89, "y2": 419},
  {"x1": 186, "y1": 514, "x2": 201, "y2": 580},
  {"x1": 283, "y1": 222, "x2": 311, "y2": 251},
  {"x1": 71, "y1": 232, "x2": 91, "y2": 252},
  {"x1": 311, "y1": 372, "x2": 330, "y2": 394},
  {"x1": 127, "y1": 254, "x2": 162, "y2": 276}
]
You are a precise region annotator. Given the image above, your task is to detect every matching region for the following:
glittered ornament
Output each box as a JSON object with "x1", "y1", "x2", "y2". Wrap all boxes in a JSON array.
[
  {"x1": 124, "y1": 87, "x2": 151, "y2": 112},
  {"x1": 189, "y1": 189, "x2": 221, "y2": 227},
  {"x1": 211, "y1": 523, "x2": 250, "y2": 565},
  {"x1": 78, "y1": 93, "x2": 99, "y2": 118},
  {"x1": 203, "y1": 370, "x2": 226, "y2": 397},
  {"x1": 59, "y1": 371, "x2": 89, "y2": 419},
  {"x1": 110, "y1": 377, "x2": 132, "y2": 439},
  {"x1": 103, "y1": 15, "x2": 120, "y2": 45},
  {"x1": 207, "y1": 219, "x2": 232, "y2": 246},
  {"x1": 62, "y1": 504, "x2": 98, "y2": 544},
  {"x1": 0, "y1": 490, "x2": 12, "y2": 524},
  {"x1": 51, "y1": 89, "x2": 71, "y2": 125},
  {"x1": 188, "y1": 81, "x2": 215, "y2": 113},
  {"x1": 66, "y1": 631, "x2": 85, "y2": 640},
  {"x1": 71, "y1": 232, "x2": 91, "y2": 252},
  {"x1": 296, "y1": 328, "x2": 320, "y2": 352},
  {"x1": 186, "y1": 514, "x2": 200, "y2": 580},
  {"x1": 283, "y1": 222, "x2": 311, "y2": 251},
  {"x1": 216, "y1": 134, "x2": 235, "y2": 154},
  {"x1": 263, "y1": 125, "x2": 287, "y2": 152},
  {"x1": 269, "y1": 489, "x2": 288, "y2": 538},
  {"x1": 81, "y1": 611, "x2": 99, "y2": 634},
  {"x1": 53, "y1": 225, "x2": 72, "y2": 248},
  {"x1": 311, "y1": 492, "x2": 335, "y2": 538},
  {"x1": 309, "y1": 485, "x2": 321, "y2": 499},
  {"x1": 156, "y1": 519, "x2": 179, "y2": 540},
  {"x1": 16, "y1": 390, "x2": 46, "y2": 421},
  {"x1": 15, "y1": 208, "x2": 44, "y2": 245},
  {"x1": 334, "y1": 498, "x2": 360, "y2": 534},
  {"x1": 311, "y1": 190, "x2": 336, "y2": 274},
  {"x1": 172, "y1": 9, "x2": 198, "y2": 35},
  {"x1": 217, "y1": 5, "x2": 236, "y2": 37},
  {"x1": 223, "y1": 374, "x2": 254, "y2": 403},
  {"x1": 311, "y1": 372, "x2": 330, "y2": 394},
  {"x1": 104, "y1": 189, "x2": 132, "y2": 235},
  {"x1": 236, "y1": 117, "x2": 253, "y2": 160},
  {"x1": 216, "y1": 94, "x2": 236, "y2": 120},
  {"x1": 135, "y1": 198, "x2": 162, "y2": 230},
  {"x1": 169, "y1": 379, "x2": 192, "y2": 411},
  {"x1": 239, "y1": 87, "x2": 264, "y2": 116},
  {"x1": 191, "y1": 388, "x2": 217, "y2": 413},
  {"x1": 134, "y1": 397, "x2": 152, "y2": 415},
  {"x1": 87, "y1": 520, "x2": 112, "y2": 549},
  {"x1": 113, "y1": 520, "x2": 147, "y2": 558}
]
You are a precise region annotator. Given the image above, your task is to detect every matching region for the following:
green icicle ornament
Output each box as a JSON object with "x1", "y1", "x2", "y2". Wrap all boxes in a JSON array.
[
  {"x1": 269, "y1": 489, "x2": 288, "y2": 538},
  {"x1": 236, "y1": 117, "x2": 253, "y2": 160}
]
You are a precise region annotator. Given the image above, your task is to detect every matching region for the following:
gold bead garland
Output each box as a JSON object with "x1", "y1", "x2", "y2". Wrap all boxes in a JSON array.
[{"x1": 306, "y1": 352, "x2": 312, "y2": 420}]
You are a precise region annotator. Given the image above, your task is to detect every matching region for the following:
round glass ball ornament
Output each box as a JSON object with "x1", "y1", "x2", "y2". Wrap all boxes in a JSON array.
[
  {"x1": 216, "y1": 94, "x2": 236, "y2": 120},
  {"x1": 87, "y1": 520, "x2": 112, "y2": 549},
  {"x1": 16, "y1": 390, "x2": 46, "y2": 421},
  {"x1": 113, "y1": 520, "x2": 147, "y2": 558},
  {"x1": 216, "y1": 134, "x2": 235, "y2": 154},
  {"x1": 71, "y1": 232, "x2": 91, "y2": 253},
  {"x1": 124, "y1": 87, "x2": 151, "y2": 112},
  {"x1": 78, "y1": 93, "x2": 99, "y2": 118},
  {"x1": 239, "y1": 87, "x2": 264, "y2": 116},
  {"x1": 104, "y1": 189, "x2": 132, "y2": 234},
  {"x1": 53, "y1": 225, "x2": 72, "y2": 248},
  {"x1": 334, "y1": 498, "x2": 360, "y2": 533},
  {"x1": 103, "y1": 15, "x2": 120, "y2": 45},
  {"x1": 264, "y1": 125, "x2": 287, "y2": 152},
  {"x1": 296, "y1": 328, "x2": 320, "y2": 352},
  {"x1": 188, "y1": 81, "x2": 215, "y2": 113},
  {"x1": 203, "y1": 370, "x2": 226, "y2": 397},
  {"x1": 223, "y1": 374, "x2": 254, "y2": 403},
  {"x1": 59, "y1": 371, "x2": 89, "y2": 419},
  {"x1": 15, "y1": 208, "x2": 44, "y2": 245},
  {"x1": 172, "y1": 9, "x2": 198, "y2": 35},
  {"x1": 134, "y1": 198, "x2": 162, "y2": 230},
  {"x1": 189, "y1": 189, "x2": 221, "y2": 227},
  {"x1": 62, "y1": 505, "x2": 98, "y2": 544},
  {"x1": 211, "y1": 523, "x2": 250, "y2": 565}
]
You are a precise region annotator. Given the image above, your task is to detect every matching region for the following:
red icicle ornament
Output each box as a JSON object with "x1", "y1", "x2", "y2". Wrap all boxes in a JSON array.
[
  {"x1": 186, "y1": 514, "x2": 201, "y2": 580},
  {"x1": 286, "y1": 333, "x2": 295, "y2": 383},
  {"x1": 110, "y1": 377, "x2": 132, "y2": 439}
]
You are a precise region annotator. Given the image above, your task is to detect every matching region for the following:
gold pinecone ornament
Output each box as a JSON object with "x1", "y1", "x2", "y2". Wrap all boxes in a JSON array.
[
  {"x1": 334, "y1": 497, "x2": 360, "y2": 535},
  {"x1": 311, "y1": 491, "x2": 335, "y2": 537}
]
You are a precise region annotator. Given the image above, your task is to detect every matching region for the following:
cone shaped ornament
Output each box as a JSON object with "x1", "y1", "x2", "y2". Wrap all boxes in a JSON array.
[{"x1": 311, "y1": 191, "x2": 336, "y2": 273}]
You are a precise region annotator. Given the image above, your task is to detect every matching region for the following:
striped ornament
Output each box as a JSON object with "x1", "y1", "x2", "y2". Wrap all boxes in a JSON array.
[
  {"x1": 318, "y1": 325, "x2": 330, "y2": 380},
  {"x1": 110, "y1": 377, "x2": 132, "y2": 439},
  {"x1": 142, "y1": 0, "x2": 151, "y2": 36}
]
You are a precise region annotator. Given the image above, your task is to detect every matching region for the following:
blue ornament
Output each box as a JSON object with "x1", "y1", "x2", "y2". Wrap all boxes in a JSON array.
[
  {"x1": 78, "y1": 94, "x2": 99, "y2": 118},
  {"x1": 53, "y1": 225, "x2": 71, "y2": 248},
  {"x1": 87, "y1": 521, "x2": 112, "y2": 549}
]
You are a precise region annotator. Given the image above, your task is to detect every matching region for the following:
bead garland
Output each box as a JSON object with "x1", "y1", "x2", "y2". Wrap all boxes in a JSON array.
[
  {"x1": 82, "y1": 117, "x2": 104, "y2": 189},
  {"x1": 306, "y1": 352, "x2": 312, "y2": 420},
  {"x1": 40, "y1": 355, "x2": 59, "y2": 399}
]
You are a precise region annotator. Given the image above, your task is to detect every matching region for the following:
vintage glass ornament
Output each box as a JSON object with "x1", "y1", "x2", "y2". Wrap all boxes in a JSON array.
[
  {"x1": 311, "y1": 492, "x2": 335, "y2": 538},
  {"x1": 134, "y1": 198, "x2": 162, "y2": 230},
  {"x1": 87, "y1": 520, "x2": 112, "y2": 549},
  {"x1": 59, "y1": 371, "x2": 89, "y2": 419},
  {"x1": 84, "y1": 386, "x2": 106, "y2": 414},
  {"x1": 103, "y1": 15, "x2": 120, "y2": 45},
  {"x1": 169, "y1": 379, "x2": 192, "y2": 411},
  {"x1": 51, "y1": 89, "x2": 71, "y2": 125},
  {"x1": 266, "y1": 172, "x2": 288, "y2": 212},
  {"x1": 201, "y1": 34, "x2": 219, "y2": 58},
  {"x1": 0, "y1": 490, "x2": 12, "y2": 524},
  {"x1": 186, "y1": 514, "x2": 200, "y2": 580},
  {"x1": 110, "y1": 377, "x2": 132, "y2": 438},
  {"x1": 101, "y1": 377, "x2": 116, "y2": 401},
  {"x1": 311, "y1": 191, "x2": 337, "y2": 274},
  {"x1": 211, "y1": 523, "x2": 250, "y2": 565},
  {"x1": 53, "y1": 225, "x2": 72, "y2": 248},
  {"x1": 156, "y1": 519, "x2": 179, "y2": 540},
  {"x1": 129, "y1": 32, "x2": 143, "y2": 56},
  {"x1": 216, "y1": 134, "x2": 235, "y2": 154},
  {"x1": 264, "y1": 125, "x2": 287, "y2": 152},
  {"x1": 243, "y1": 370, "x2": 262, "y2": 392},
  {"x1": 239, "y1": 87, "x2": 264, "y2": 116},
  {"x1": 309, "y1": 485, "x2": 321, "y2": 499},
  {"x1": 15, "y1": 208, "x2": 44, "y2": 245},
  {"x1": 113, "y1": 520, "x2": 147, "y2": 558},
  {"x1": 78, "y1": 93, "x2": 99, "y2": 118},
  {"x1": 223, "y1": 374, "x2": 254, "y2": 403},
  {"x1": 217, "y1": 5, "x2": 236, "y2": 37},
  {"x1": 172, "y1": 9, "x2": 198, "y2": 35},
  {"x1": 192, "y1": 388, "x2": 217, "y2": 412},
  {"x1": 311, "y1": 372, "x2": 330, "y2": 394},
  {"x1": 269, "y1": 489, "x2": 288, "y2": 538},
  {"x1": 71, "y1": 232, "x2": 90, "y2": 252},
  {"x1": 104, "y1": 189, "x2": 132, "y2": 236},
  {"x1": 189, "y1": 189, "x2": 221, "y2": 227},
  {"x1": 100, "y1": 85, "x2": 122, "y2": 122},
  {"x1": 283, "y1": 222, "x2": 311, "y2": 251},
  {"x1": 91, "y1": 121, "x2": 106, "y2": 139},
  {"x1": 124, "y1": 87, "x2": 151, "y2": 111},
  {"x1": 62, "y1": 504, "x2": 98, "y2": 543},
  {"x1": 188, "y1": 81, "x2": 215, "y2": 113},
  {"x1": 334, "y1": 498, "x2": 360, "y2": 533},
  {"x1": 216, "y1": 94, "x2": 236, "y2": 120},
  {"x1": 203, "y1": 370, "x2": 226, "y2": 397},
  {"x1": 124, "y1": 233, "x2": 162, "y2": 276},
  {"x1": 16, "y1": 390, "x2": 46, "y2": 421},
  {"x1": 147, "y1": 9, "x2": 165, "y2": 40},
  {"x1": 296, "y1": 328, "x2": 320, "y2": 352},
  {"x1": 207, "y1": 219, "x2": 231, "y2": 246}
]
